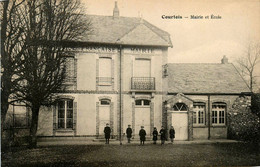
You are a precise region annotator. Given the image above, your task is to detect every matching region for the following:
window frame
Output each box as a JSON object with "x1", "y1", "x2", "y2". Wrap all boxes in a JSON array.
[
  {"x1": 98, "y1": 57, "x2": 113, "y2": 86},
  {"x1": 193, "y1": 103, "x2": 206, "y2": 126},
  {"x1": 57, "y1": 99, "x2": 74, "y2": 129},
  {"x1": 172, "y1": 103, "x2": 188, "y2": 111},
  {"x1": 211, "y1": 102, "x2": 226, "y2": 126},
  {"x1": 100, "y1": 99, "x2": 111, "y2": 106},
  {"x1": 135, "y1": 99, "x2": 151, "y2": 107}
]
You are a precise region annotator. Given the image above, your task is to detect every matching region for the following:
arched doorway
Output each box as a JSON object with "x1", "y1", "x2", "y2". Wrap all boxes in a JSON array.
[{"x1": 171, "y1": 103, "x2": 188, "y2": 140}]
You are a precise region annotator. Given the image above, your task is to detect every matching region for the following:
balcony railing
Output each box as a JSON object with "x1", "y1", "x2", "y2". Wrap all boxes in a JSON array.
[
  {"x1": 131, "y1": 77, "x2": 155, "y2": 90},
  {"x1": 97, "y1": 77, "x2": 113, "y2": 86}
]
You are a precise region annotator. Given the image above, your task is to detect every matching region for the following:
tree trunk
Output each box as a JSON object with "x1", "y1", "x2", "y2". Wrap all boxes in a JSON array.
[
  {"x1": 29, "y1": 104, "x2": 40, "y2": 148},
  {"x1": 250, "y1": 72, "x2": 253, "y2": 92},
  {"x1": 1, "y1": 0, "x2": 9, "y2": 131}
]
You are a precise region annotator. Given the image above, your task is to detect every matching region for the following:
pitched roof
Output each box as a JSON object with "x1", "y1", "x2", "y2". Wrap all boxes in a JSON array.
[
  {"x1": 82, "y1": 15, "x2": 172, "y2": 47},
  {"x1": 167, "y1": 63, "x2": 250, "y2": 94}
]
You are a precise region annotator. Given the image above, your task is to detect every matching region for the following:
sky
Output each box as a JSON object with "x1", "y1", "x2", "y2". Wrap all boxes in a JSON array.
[{"x1": 82, "y1": 0, "x2": 260, "y2": 65}]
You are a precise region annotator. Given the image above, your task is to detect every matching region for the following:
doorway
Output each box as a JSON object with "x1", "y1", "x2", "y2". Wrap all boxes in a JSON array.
[{"x1": 171, "y1": 103, "x2": 188, "y2": 140}]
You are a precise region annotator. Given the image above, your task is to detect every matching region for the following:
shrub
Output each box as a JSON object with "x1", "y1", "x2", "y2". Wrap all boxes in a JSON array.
[{"x1": 228, "y1": 96, "x2": 260, "y2": 142}]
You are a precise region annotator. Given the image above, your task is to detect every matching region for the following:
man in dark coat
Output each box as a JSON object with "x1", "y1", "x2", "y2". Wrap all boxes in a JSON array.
[
  {"x1": 159, "y1": 126, "x2": 166, "y2": 145},
  {"x1": 104, "y1": 123, "x2": 111, "y2": 144},
  {"x1": 139, "y1": 126, "x2": 146, "y2": 145},
  {"x1": 152, "y1": 127, "x2": 158, "y2": 144},
  {"x1": 126, "y1": 125, "x2": 132, "y2": 143},
  {"x1": 169, "y1": 126, "x2": 175, "y2": 144}
]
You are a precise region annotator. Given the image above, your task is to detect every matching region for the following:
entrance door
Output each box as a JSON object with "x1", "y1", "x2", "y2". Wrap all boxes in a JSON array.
[
  {"x1": 135, "y1": 107, "x2": 150, "y2": 135},
  {"x1": 171, "y1": 103, "x2": 188, "y2": 140},
  {"x1": 99, "y1": 104, "x2": 110, "y2": 136}
]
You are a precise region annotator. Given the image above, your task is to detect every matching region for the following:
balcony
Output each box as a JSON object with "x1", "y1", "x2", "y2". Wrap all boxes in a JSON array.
[{"x1": 131, "y1": 77, "x2": 155, "y2": 91}]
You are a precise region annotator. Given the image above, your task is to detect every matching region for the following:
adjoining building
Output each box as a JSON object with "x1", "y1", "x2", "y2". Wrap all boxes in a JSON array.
[
  {"x1": 6, "y1": 2, "x2": 250, "y2": 141},
  {"x1": 164, "y1": 57, "x2": 250, "y2": 140}
]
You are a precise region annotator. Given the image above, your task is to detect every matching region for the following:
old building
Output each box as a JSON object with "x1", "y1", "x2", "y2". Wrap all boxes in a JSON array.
[
  {"x1": 36, "y1": 2, "x2": 172, "y2": 139},
  {"x1": 163, "y1": 56, "x2": 250, "y2": 140},
  {"x1": 6, "y1": 2, "x2": 250, "y2": 141}
]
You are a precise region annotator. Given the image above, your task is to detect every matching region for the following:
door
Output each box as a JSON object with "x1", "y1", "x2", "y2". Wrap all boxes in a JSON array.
[
  {"x1": 171, "y1": 102, "x2": 188, "y2": 140},
  {"x1": 135, "y1": 105, "x2": 150, "y2": 135},
  {"x1": 172, "y1": 112, "x2": 188, "y2": 140},
  {"x1": 99, "y1": 105, "x2": 110, "y2": 136}
]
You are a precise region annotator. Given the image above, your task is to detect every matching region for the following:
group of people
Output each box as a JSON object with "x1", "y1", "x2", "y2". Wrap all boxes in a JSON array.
[
  {"x1": 138, "y1": 125, "x2": 175, "y2": 145},
  {"x1": 104, "y1": 123, "x2": 175, "y2": 145}
]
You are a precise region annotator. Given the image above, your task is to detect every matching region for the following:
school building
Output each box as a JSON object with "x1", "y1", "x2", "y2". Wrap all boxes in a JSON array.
[{"x1": 7, "y1": 2, "x2": 250, "y2": 141}]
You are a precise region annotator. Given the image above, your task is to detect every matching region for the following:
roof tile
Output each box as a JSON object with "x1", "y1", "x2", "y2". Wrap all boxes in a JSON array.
[
  {"x1": 167, "y1": 63, "x2": 250, "y2": 93},
  {"x1": 83, "y1": 15, "x2": 172, "y2": 47}
]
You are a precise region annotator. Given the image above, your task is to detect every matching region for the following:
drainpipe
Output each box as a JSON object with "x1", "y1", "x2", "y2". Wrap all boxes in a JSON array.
[
  {"x1": 208, "y1": 95, "x2": 211, "y2": 140},
  {"x1": 119, "y1": 44, "x2": 122, "y2": 145}
]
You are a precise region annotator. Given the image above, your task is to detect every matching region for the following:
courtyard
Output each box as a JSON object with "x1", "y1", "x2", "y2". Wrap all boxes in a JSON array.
[{"x1": 2, "y1": 141, "x2": 259, "y2": 167}]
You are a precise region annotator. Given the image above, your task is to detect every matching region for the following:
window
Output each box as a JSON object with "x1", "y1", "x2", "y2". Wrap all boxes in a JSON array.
[
  {"x1": 134, "y1": 59, "x2": 151, "y2": 77},
  {"x1": 99, "y1": 57, "x2": 112, "y2": 85},
  {"x1": 8, "y1": 104, "x2": 30, "y2": 128},
  {"x1": 65, "y1": 57, "x2": 75, "y2": 82},
  {"x1": 135, "y1": 99, "x2": 150, "y2": 106},
  {"x1": 193, "y1": 103, "x2": 205, "y2": 125},
  {"x1": 101, "y1": 99, "x2": 110, "y2": 105},
  {"x1": 173, "y1": 103, "x2": 187, "y2": 111},
  {"x1": 212, "y1": 102, "x2": 226, "y2": 125},
  {"x1": 58, "y1": 100, "x2": 73, "y2": 129}
]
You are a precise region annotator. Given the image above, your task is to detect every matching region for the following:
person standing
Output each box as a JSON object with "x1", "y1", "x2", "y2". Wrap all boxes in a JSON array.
[
  {"x1": 139, "y1": 126, "x2": 146, "y2": 145},
  {"x1": 152, "y1": 127, "x2": 158, "y2": 144},
  {"x1": 126, "y1": 125, "x2": 132, "y2": 143},
  {"x1": 159, "y1": 126, "x2": 166, "y2": 145},
  {"x1": 169, "y1": 126, "x2": 175, "y2": 144},
  {"x1": 104, "y1": 123, "x2": 111, "y2": 144}
]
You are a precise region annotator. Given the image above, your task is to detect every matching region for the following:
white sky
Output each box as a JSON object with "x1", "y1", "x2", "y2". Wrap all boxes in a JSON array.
[{"x1": 82, "y1": 0, "x2": 260, "y2": 73}]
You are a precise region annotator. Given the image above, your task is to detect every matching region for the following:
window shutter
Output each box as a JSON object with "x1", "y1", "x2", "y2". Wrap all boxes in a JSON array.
[
  {"x1": 53, "y1": 105, "x2": 57, "y2": 129},
  {"x1": 73, "y1": 102, "x2": 77, "y2": 130}
]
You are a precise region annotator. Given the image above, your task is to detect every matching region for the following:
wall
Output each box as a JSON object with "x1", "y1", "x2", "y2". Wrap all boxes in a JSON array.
[
  {"x1": 165, "y1": 94, "x2": 241, "y2": 140},
  {"x1": 37, "y1": 106, "x2": 53, "y2": 136}
]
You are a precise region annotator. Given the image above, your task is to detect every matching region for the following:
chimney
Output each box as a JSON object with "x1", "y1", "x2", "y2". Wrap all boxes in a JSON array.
[
  {"x1": 221, "y1": 55, "x2": 228, "y2": 64},
  {"x1": 113, "y1": 1, "x2": 119, "y2": 18}
]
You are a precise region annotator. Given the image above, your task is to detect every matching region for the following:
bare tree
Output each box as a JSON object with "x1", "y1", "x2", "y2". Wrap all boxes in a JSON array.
[
  {"x1": 3, "y1": 0, "x2": 91, "y2": 148},
  {"x1": 1, "y1": 0, "x2": 27, "y2": 135},
  {"x1": 236, "y1": 41, "x2": 260, "y2": 92}
]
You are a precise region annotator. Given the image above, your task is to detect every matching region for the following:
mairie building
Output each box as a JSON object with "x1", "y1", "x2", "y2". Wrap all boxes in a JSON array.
[{"x1": 7, "y1": 2, "x2": 250, "y2": 141}]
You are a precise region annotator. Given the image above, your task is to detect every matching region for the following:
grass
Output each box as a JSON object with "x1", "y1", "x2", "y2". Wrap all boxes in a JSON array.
[{"x1": 1, "y1": 142, "x2": 260, "y2": 167}]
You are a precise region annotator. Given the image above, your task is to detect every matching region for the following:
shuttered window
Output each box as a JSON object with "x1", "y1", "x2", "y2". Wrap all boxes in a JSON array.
[{"x1": 57, "y1": 100, "x2": 74, "y2": 129}]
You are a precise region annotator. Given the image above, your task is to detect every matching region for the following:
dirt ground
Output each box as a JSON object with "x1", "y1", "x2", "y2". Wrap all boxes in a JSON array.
[{"x1": 1, "y1": 142, "x2": 260, "y2": 167}]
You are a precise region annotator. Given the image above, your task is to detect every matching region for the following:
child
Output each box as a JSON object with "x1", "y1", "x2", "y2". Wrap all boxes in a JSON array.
[
  {"x1": 139, "y1": 126, "x2": 146, "y2": 145},
  {"x1": 152, "y1": 127, "x2": 158, "y2": 144},
  {"x1": 104, "y1": 123, "x2": 111, "y2": 144},
  {"x1": 159, "y1": 126, "x2": 166, "y2": 145},
  {"x1": 169, "y1": 126, "x2": 175, "y2": 144},
  {"x1": 126, "y1": 125, "x2": 132, "y2": 143}
]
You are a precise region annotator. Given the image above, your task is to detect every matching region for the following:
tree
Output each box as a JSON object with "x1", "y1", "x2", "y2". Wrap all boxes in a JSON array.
[
  {"x1": 1, "y1": 0, "x2": 27, "y2": 135},
  {"x1": 6, "y1": 0, "x2": 91, "y2": 148},
  {"x1": 236, "y1": 41, "x2": 260, "y2": 92}
]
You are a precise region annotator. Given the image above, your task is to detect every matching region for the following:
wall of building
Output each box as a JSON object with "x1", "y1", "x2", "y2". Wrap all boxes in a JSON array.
[
  {"x1": 165, "y1": 94, "x2": 241, "y2": 140},
  {"x1": 76, "y1": 94, "x2": 96, "y2": 135},
  {"x1": 37, "y1": 106, "x2": 53, "y2": 136}
]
